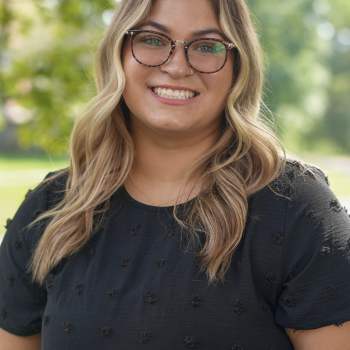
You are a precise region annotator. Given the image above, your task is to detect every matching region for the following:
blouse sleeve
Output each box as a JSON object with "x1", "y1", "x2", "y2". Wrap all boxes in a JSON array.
[
  {"x1": 0, "y1": 172, "x2": 56, "y2": 336},
  {"x1": 274, "y1": 164, "x2": 350, "y2": 330}
]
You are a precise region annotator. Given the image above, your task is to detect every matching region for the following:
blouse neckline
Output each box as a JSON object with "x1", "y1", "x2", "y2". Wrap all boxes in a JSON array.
[{"x1": 122, "y1": 186, "x2": 198, "y2": 213}]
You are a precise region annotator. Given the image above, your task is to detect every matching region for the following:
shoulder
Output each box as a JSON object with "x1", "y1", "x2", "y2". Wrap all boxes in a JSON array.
[
  {"x1": 4, "y1": 168, "x2": 69, "y2": 240},
  {"x1": 246, "y1": 159, "x2": 349, "y2": 249},
  {"x1": 269, "y1": 159, "x2": 350, "y2": 253},
  {"x1": 259, "y1": 159, "x2": 334, "y2": 209},
  {"x1": 0, "y1": 169, "x2": 68, "y2": 337},
  {"x1": 284, "y1": 159, "x2": 333, "y2": 207},
  {"x1": 272, "y1": 161, "x2": 350, "y2": 329},
  {"x1": 282, "y1": 160, "x2": 349, "y2": 238},
  {"x1": 271, "y1": 161, "x2": 350, "y2": 293},
  {"x1": 24, "y1": 168, "x2": 69, "y2": 210}
]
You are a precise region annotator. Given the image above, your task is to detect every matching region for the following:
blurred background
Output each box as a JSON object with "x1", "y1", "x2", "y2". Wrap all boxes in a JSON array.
[{"x1": 0, "y1": 0, "x2": 349, "y2": 240}]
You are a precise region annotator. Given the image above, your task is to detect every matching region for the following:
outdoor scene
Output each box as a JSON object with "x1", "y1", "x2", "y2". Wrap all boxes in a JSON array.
[{"x1": 1, "y1": 0, "x2": 350, "y2": 242}]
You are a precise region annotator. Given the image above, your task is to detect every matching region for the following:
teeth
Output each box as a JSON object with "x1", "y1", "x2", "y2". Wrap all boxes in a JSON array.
[{"x1": 152, "y1": 87, "x2": 195, "y2": 99}]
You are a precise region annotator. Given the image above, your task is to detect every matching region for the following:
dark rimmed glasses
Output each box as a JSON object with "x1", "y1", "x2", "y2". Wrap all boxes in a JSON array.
[{"x1": 125, "y1": 30, "x2": 236, "y2": 74}]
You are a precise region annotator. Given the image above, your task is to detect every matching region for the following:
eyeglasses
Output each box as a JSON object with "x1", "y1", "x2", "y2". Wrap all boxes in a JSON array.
[{"x1": 125, "y1": 29, "x2": 236, "y2": 74}]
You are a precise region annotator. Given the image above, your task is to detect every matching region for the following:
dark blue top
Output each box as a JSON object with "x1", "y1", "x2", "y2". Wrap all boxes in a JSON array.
[{"x1": 1, "y1": 161, "x2": 350, "y2": 350}]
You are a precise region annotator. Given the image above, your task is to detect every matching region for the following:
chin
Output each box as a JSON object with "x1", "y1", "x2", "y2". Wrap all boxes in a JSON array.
[
  {"x1": 147, "y1": 116, "x2": 191, "y2": 133},
  {"x1": 152, "y1": 124, "x2": 190, "y2": 134}
]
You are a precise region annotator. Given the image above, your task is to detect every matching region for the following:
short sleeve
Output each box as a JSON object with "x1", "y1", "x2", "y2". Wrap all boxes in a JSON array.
[
  {"x1": 275, "y1": 164, "x2": 350, "y2": 330},
  {"x1": 0, "y1": 172, "x2": 55, "y2": 336}
]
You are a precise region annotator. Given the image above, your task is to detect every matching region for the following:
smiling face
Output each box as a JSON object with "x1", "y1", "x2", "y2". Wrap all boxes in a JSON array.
[{"x1": 122, "y1": 0, "x2": 234, "y2": 139}]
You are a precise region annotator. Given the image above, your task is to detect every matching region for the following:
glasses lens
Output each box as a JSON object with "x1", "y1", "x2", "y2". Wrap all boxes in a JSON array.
[
  {"x1": 188, "y1": 39, "x2": 227, "y2": 72},
  {"x1": 132, "y1": 32, "x2": 171, "y2": 66}
]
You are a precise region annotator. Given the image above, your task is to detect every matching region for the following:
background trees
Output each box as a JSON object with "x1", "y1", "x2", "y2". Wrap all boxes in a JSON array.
[
  {"x1": 247, "y1": 0, "x2": 350, "y2": 154},
  {"x1": 0, "y1": 0, "x2": 349, "y2": 155}
]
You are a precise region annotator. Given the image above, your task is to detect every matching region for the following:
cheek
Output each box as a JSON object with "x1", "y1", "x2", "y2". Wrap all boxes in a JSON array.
[
  {"x1": 219, "y1": 52, "x2": 234, "y2": 86},
  {"x1": 205, "y1": 73, "x2": 232, "y2": 109},
  {"x1": 122, "y1": 53, "x2": 148, "y2": 107},
  {"x1": 207, "y1": 58, "x2": 234, "y2": 106}
]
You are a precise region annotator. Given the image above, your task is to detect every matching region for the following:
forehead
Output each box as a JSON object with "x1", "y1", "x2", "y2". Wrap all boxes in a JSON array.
[{"x1": 145, "y1": 0, "x2": 221, "y2": 37}]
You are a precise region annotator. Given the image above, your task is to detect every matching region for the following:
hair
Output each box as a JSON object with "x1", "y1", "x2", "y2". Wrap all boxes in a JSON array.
[{"x1": 28, "y1": 0, "x2": 287, "y2": 286}]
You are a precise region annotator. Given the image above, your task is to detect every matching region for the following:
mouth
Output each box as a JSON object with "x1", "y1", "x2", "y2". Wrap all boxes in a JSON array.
[{"x1": 150, "y1": 86, "x2": 199, "y2": 100}]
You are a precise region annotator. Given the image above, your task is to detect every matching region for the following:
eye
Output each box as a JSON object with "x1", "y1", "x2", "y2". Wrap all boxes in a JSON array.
[
  {"x1": 191, "y1": 41, "x2": 226, "y2": 55},
  {"x1": 194, "y1": 44, "x2": 214, "y2": 53},
  {"x1": 141, "y1": 36, "x2": 167, "y2": 47}
]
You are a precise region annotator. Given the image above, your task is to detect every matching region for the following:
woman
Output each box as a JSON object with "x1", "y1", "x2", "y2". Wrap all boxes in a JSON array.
[{"x1": 0, "y1": 0, "x2": 349, "y2": 349}]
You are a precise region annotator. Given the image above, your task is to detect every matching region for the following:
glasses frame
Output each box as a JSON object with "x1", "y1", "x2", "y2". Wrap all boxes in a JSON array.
[{"x1": 125, "y1": 29, "x2": 236, "y2": 74}]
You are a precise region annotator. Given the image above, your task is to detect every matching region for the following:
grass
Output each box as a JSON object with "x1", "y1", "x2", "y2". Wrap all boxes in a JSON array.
[
  {"x1": 1, "y1": 152, "x2": 350, "y2": 239},
  {"x1": 327, "y1": 173, "x2": 350, "y2": 198},
  {"x1": 0, "y1": 152, "x2": 69, "y2": 170},
  {"x1": 0, "y1": 153, "x2": 69, "y2": 236}
]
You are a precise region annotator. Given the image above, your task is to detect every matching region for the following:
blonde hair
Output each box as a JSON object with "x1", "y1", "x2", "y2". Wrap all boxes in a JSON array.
[{"x1": 28, "y1": 0, "x2": 286, "y2": 286}]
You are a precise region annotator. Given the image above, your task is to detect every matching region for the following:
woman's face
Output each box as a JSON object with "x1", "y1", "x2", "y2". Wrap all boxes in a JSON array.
[{"x1": 122, "y1": 0, "x2": 234, "y2": 139}]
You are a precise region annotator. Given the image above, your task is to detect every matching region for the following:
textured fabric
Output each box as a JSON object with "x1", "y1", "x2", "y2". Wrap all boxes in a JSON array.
[{"x1": 0, "y1": 162, "x2": 350, "y2": 349}]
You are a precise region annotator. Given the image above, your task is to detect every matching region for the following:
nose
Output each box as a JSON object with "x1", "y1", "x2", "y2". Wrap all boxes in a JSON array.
[{"x1": 160, "y1": 42, "x2": 191, "y2": 79}]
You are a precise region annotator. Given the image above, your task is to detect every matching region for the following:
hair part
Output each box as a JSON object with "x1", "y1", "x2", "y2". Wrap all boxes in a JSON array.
[{"x1": 28, "y1": 0, "x2": 286, "y2": 286}]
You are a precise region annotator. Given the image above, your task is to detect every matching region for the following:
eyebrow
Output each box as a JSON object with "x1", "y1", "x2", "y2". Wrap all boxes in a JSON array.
[{"x1": 140, "y1": 20, "x2": 225, "y2": 39}]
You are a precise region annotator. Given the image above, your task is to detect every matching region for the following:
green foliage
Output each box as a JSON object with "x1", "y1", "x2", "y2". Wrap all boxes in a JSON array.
[
  {"x1": 247, "y1": 0, "x2": 350, "y2": 154},
  {"x1": 0, "y1": 0, "x2": 116, "y2": 154},
  {"x1": 0, "y1": 0, "x2": 349, "y2": 155}
]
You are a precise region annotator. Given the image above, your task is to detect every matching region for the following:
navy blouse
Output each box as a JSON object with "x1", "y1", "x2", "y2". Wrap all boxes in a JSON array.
[{"x1": 1, "y1": 161, "x2": 350, "y2": 350}]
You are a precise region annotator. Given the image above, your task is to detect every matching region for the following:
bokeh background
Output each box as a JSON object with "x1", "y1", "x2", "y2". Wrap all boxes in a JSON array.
[{"x1": 1, "y1": 0, "x2": 350, "y2": 241}]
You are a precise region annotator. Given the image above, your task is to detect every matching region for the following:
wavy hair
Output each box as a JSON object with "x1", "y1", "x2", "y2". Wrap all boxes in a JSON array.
[{"x1": 28, "y1": 0, "x2": 286, "y2": 286}]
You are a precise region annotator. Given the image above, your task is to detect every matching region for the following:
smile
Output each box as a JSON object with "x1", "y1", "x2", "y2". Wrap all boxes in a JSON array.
[{"x1": 151, "y1": 87, "x2": 196, "y2": 100}]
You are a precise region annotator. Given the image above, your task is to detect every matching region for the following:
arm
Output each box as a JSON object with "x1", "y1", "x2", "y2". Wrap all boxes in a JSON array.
[
  {"x1": 0, "y1": 327, "x2": 41, "y2": 350},
  {"x1": 0, "y1": 174, "x2": 61, "y2": 341},
  {"x1": 285, "y1": 321, "x2": 350, "y2": 350},
  {"x1": 273, "y1": 164, "x2": 350, "y2": 341}
]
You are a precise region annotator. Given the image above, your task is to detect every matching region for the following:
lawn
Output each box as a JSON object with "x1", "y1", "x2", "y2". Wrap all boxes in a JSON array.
[
  {"x1": 1, "y1": 152, "x2": 350, "y2": 239},
  {"x1": 0, "y1": 153, "x2": 69, "y2": 237},
  {"x1": 327, "y1": 173, "x2": 350, "y2": 199}
]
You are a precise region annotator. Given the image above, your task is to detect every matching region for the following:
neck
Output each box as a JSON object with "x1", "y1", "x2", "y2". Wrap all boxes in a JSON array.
[{"x1": 124, "y1": 118, "x2": 221, "y2": 206}]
